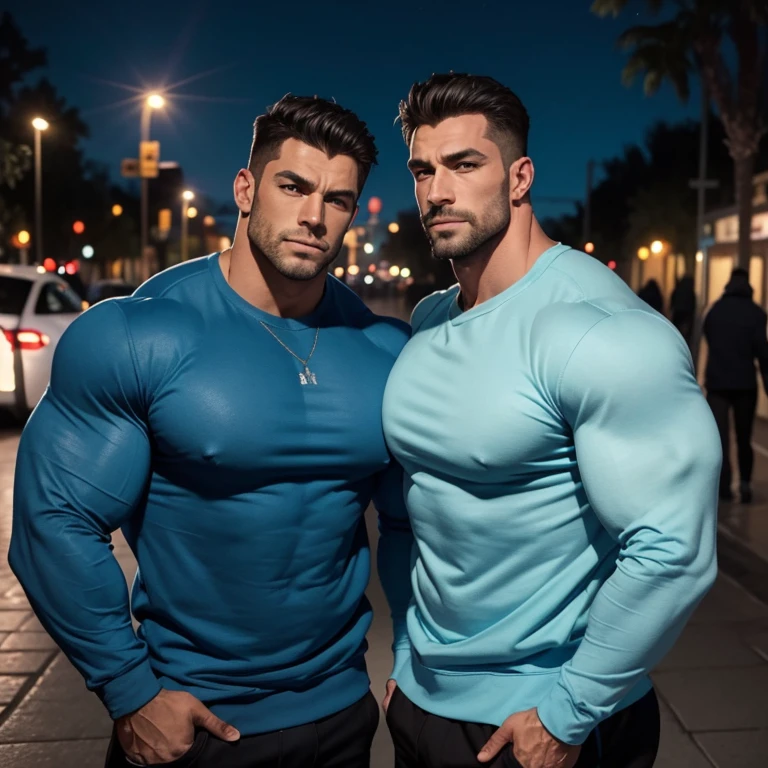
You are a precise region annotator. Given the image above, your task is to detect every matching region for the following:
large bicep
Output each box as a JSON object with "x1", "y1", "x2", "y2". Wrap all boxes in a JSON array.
[
  {"x1": 15, "y1": 303, "x2": 152, "y2": 532},
  {"x1": 561, "y1": 312, "x2": 721, "y2": 546}
]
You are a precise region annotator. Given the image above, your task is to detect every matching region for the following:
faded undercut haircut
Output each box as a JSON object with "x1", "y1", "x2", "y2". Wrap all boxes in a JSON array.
[
  {"x1": 248, "y1": 94, "x2": 378, "y2": 193},
  {"x1": 398, "y1": 73, "x2": 530, "y2": 165}
]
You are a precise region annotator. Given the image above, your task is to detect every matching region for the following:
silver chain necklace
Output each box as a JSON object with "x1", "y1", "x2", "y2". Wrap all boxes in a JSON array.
[{"x1": 259, "y1": 322, "x2": 320, "y2": 385}]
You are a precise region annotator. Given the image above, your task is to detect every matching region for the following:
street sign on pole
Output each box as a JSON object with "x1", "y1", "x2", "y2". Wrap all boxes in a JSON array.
[
  {"x1": 139, "y1": 141, "x2": 160, "y2": 178},
  {"x1": 158, "y1": 208, "x2": 172, "y2": 234},
  {"x1": 121, "y1": 158, "x2": 140, "y2": 178}
]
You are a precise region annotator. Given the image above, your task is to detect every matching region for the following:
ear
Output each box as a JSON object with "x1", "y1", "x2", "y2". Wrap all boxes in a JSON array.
[
  {"x1": 509, "y1": 157, "x2": 534, "y2": 202},
  {"x1": 233, "y1": 168, "x2": 256, "y2": 215}
]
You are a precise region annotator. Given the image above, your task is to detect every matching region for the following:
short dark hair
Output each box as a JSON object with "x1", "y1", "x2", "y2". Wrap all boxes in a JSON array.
[
  {"x1": 398, "y1": 73, "x2": 530, "y2": 163},
  {"x1": 248, "y1": 94, "x2": 378, "y2": 193}
]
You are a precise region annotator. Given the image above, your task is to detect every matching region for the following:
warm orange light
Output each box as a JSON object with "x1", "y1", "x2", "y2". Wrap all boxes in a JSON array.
[
  {"x1": 348, "y1": 264, "x2": 360, "y2": 276},
  {"x1": 334, "y1": 267, "x2": 345, "y2": 278},
  {"x1": 389, "y1": 265, "x2": 401, "y2": 277},
  {"x1": 112, "y1": 204, "x2": 123, "y2": 217},
  {"x1": 638, "y1": 247, "x2": 650, "y2": 261},
  {"x1": 17, "y1": 230, "x2": 31, "y2": 245},
  {"x1": 388, "y1": 222, "x2": 400, "y2": 234},
  {"x1": 650, "y1": 240, "x2": 664, "y2": 255},
  {"x1": 585, "y1": 242, "x2": 595, "y2": 254},
  {"x1": 73, "y1": 221, "x2": 85, "y2": 234},
  {"x1": 368, "y1": 263, "x2": 376, "y2": 273},
  {"x1": 43, "y1": 258, "x2": 56, "y2": 272},
  {"x1": 203, "y1": 215, "x2": 215, "y2": 227}
]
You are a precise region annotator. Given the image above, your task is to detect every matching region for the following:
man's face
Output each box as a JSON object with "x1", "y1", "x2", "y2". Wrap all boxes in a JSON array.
[
  {"x1": 408, "y1": 114, "x2": 511, "y2": 262},
  {"x1": 247, "y1": 138, "x2": 359, "y2": 281}
]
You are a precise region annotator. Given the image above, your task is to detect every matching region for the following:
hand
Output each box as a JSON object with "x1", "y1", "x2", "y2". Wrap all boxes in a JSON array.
[
  {"x1": 116, "y1": 689, "x2": 240, "y2": 765},
  {"x1": 382, "y1": 679, "x2": 397, "y2": 714},
  {"x1": 477, "y1": 707, "x2": 581, "y2": 768}
]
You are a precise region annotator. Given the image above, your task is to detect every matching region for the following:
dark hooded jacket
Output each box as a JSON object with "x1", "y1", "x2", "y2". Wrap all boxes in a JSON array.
[{"x1": 703, "y1": 272, "x2": 768, "y2": 392}]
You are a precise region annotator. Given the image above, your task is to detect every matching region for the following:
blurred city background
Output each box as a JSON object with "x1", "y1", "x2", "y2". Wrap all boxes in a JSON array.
[{"x1": 0, "y1": 1, "x2": 767, "y2": 766}]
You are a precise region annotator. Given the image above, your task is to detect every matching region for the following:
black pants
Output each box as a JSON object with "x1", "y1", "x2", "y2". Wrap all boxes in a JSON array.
[
  {"x1": 707, "y1": 389, "x2": 758, "y2": 492},
  {"x1": 386, "y1": 688, "x2": 660, "y2": 768},
  {"x1": 105, "y1": 691, "x2": 380, "y2": 768}
]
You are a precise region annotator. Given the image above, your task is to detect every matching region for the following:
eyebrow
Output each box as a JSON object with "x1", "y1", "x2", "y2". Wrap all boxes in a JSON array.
[
  {"x1": 274, "y1": 170, "x2": 357, "y2": 202},
  {"x1": 407, "y1": 147, "x2": 489, "y2": 171}
]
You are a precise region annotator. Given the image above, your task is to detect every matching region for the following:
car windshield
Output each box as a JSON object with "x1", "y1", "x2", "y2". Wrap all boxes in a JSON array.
[{"x1": 0, "y1": 276, "x2": 33, "y2": 316}]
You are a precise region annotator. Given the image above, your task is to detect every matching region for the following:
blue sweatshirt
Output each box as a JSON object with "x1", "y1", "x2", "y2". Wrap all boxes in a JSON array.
[
  {"x1": 9, "y1": 253, "x2": 413, "y2": 735},
  {"x1": 382, "y1": 244, "x2": 720, "y2": 745}
]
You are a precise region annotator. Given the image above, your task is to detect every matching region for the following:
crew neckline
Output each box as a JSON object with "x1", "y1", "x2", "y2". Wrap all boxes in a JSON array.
[
  {"x1": 448, "y1": 243, "x2": 570, "y2": 325},
  {"x1": 208, "y1": 252, "x2": 334, "y2": 330}
]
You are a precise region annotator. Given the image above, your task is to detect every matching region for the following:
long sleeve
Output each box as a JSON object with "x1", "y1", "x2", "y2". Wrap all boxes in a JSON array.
[
  {"x1": 372, "y1": 457, "x2": 414, "y2": 678},
  {"x1": 8, "y1": 300, "x2": 161, "y2": 719},
  {"x1": 536, "y1": 310, "x2": 721, "y2": 744}
]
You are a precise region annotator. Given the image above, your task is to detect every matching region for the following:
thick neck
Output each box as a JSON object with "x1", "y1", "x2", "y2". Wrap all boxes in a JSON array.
[
  {"x1": 452, "y1": 206, "x2": 556, "y2": 311},
  {"x1": 222, "y1": 217, "x2": 327, "y2": 319}
]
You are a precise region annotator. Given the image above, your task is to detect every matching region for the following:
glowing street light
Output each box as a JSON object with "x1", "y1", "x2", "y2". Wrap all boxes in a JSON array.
[
  {"x1": 17, "y1": 230, "x2": 31, "y2": 246},
  {"x1": 112, "y1": 204, "x2": 123, "y2": 217},
  {"x1": 637, "y1": 247, "x2": 650, "y2": 261},
  {"x1": 147, "y1": 93, "x2": 165, "y2": 110},
  {"x1": 401, "y1": 267, "x2": 411, "y2": 278},
  {"x1": 181, "y1": 190, "x2": 195, "y2": 262},
  {"x1": 31, "y1": 117, "x2": 49, "y2": 265},
  {"x1": 388, "y1": 222, "x2": 400, "y2": 234},
  {"x1": 389, "y1": 265, "x2": 400, "y2": 277},
  {"x1": 334, "y1": 267, "x2": 345, "y2": 278},
  {"x1": 140, "y1": 93, "x2": 166, "y2": 280},
  {"x1": 363, "y1": 243, "x2": 374, "y2": 255},
  {"x1": 584, "y1": 242, "x2": 595, "y2": 254},
  {"x1": 82, "y1": 245, "x2": 94, "y2": 259},
  {"x1": 364, "y1": 275, "x2": 374, "y2": 285},
  {"x1": 650, "y1": 240, "x2": 664, "y2": 255},
  {"x1": 203, "y1": 215, "x2": 216, "y2": 227},
  {"x1": 348, "y1": 264, "x2": 360, "y2": 276},
  {"x1": 696, "y1": 251, "x2": 704, "y2": 263}
]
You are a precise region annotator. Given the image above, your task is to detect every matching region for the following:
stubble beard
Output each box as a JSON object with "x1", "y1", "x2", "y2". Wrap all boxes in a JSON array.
[
  {"x1": 424, "y1": 182, "x2": 511, "y2": 264},
  {"x1": 247, "y1": 207, "x2": 342, "y2": 281}
]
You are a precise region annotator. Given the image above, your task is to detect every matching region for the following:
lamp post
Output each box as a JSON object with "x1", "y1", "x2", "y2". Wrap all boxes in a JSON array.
[
  {"x1": 140, "y1": 93, "x2": 165, "y2": 281},
  {"x1": 31, "y1": 117, "x2": 49, "y2": 266},
  {"x1": 181, "y1": 190, "x2": 194, "y2": 262}
]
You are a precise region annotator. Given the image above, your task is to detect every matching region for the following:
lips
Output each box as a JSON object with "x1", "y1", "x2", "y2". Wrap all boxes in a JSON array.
[
  {"x1": 286, "y1": 239, "x2": 327, "y2": 252},
  {"x1": 428, "y1": 220, "x2": 465, "y2": 228}
]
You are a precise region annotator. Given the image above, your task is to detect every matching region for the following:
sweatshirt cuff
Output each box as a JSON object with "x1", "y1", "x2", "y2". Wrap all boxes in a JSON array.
[
  {"x1": 96, "y1": 659, "x2": 163, "y2": 720},
  {"x1": 536, "y1": 678, "x2": 594, "y2": 746},
  {"x1": 390, "y1": 643, "x2": 411, "y2": 682}
]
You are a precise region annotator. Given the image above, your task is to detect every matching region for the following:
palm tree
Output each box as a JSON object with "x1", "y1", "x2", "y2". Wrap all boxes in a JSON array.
[{"x1": 591, "y1": 0, "x2": 767, "y2": 271}]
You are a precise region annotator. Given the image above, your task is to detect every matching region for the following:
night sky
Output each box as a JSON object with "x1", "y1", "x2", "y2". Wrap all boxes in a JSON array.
[{"x1": 8, "y1": 0, "x2": 701, "y2": 226}]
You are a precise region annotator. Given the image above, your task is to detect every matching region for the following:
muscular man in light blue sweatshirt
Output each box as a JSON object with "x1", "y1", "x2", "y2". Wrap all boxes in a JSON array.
[{"x1": 381, "y1": 73, "x2": 720, "y2": 768}]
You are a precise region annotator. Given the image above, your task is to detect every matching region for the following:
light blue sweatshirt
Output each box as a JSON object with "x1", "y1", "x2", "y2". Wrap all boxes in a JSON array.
[{"x1": 382, "y1": 243, "x2": 720, "y2": 745}]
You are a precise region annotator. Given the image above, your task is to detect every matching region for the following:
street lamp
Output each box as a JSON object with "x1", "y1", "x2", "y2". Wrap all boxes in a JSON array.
[
  {"x1": 140, "y1": 93, "x2": 165, "y2": 280},
  {"x1": 650, "y1": 240, "x2": 664, "y2": 255},
  {"x1": 181, "y1": 190, "x2": 194, "y2": 262},
  {"x1": 31, "y1": 117, "x2": 49, "y2": 266}
]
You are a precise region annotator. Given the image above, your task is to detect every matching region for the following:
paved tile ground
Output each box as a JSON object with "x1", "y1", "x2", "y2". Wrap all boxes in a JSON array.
[{"x1": 0, "y1": 297, "x2": 766, "y2": 766}]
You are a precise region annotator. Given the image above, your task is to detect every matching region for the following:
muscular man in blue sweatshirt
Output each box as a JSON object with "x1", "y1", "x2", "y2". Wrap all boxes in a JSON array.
[
  {"x1": 381, "y1": 74, "x2": 720, "y2": 768},
  {"x1": 9, "y1": 95, "x2": 413, "y2": 768}
]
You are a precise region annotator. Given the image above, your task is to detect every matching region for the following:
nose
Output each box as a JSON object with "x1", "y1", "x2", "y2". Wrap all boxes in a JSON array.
[
  {"x1": 426, "y1": 167, "x2": 455, "y2": 207},
  {"x1": 298, "y1": 192, "x2": 326, "y2": 235}
]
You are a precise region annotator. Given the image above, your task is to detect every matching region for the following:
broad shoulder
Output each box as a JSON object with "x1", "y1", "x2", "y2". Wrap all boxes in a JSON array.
[
  {"x1": 411, "y1": 286, "x2": 458, "y2": 332},
  {"x1": 133, "y1": 254, "x2": 212, "y2": 299}
]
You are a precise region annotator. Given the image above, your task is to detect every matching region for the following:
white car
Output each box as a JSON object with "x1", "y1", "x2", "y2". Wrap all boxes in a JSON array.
[{"x1": 0, "y1": 265, "x2": 84, "y2": 415}]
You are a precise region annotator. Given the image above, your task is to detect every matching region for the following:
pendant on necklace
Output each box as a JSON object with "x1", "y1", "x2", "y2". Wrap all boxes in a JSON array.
[{"x1": 299, "y1": 366, "x2": 318, "y2": 386}]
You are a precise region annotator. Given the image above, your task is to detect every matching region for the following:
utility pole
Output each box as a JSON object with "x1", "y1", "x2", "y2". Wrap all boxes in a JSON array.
[{"x1": 582, "y1": 160, "x2": 594, "y2": 247}]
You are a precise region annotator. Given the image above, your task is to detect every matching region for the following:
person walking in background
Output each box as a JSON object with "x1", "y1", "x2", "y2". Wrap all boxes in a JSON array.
[
  {"x1": 637, "y1": 278, "x2": 664, "y2": 314},
  {"x1": 671, "y1": 275, "x2": 697, "y2": 345},
  {"x1": 704, "y1": 267, "x2": 768, "y2": 503}
]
